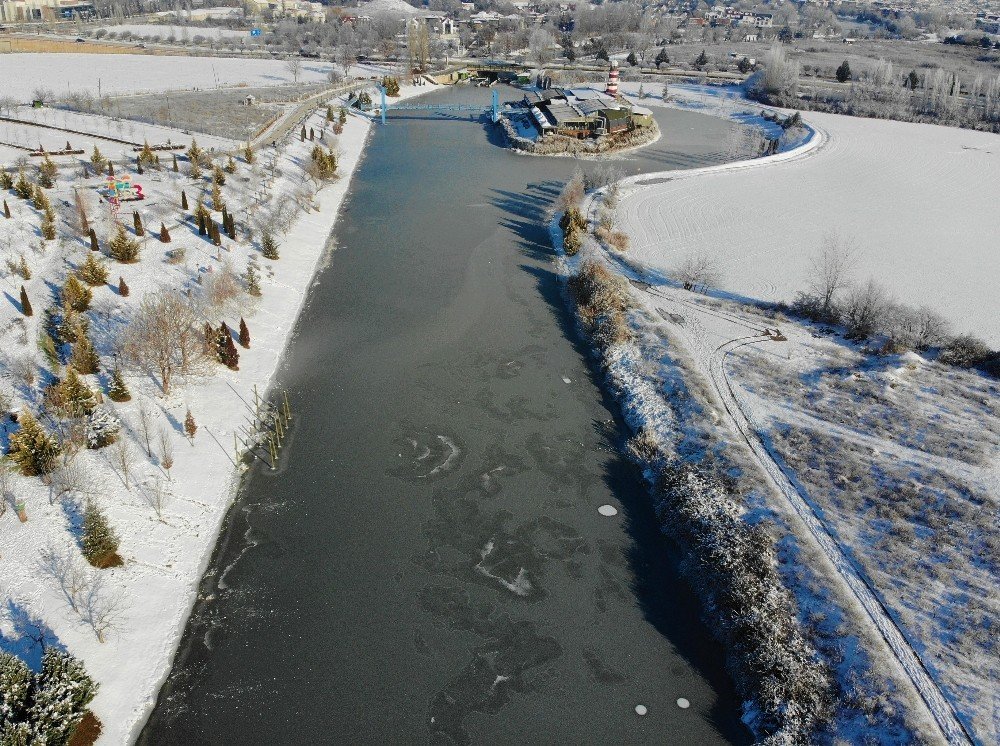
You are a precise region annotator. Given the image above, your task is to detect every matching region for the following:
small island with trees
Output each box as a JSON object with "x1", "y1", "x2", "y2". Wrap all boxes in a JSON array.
[{"x1": 500, "y1": 64, "x2": 659, "y2": 156}]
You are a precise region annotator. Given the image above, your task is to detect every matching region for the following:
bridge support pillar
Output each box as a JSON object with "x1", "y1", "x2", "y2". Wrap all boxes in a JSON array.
[
  {"x1": 379, "y1": 86, "x2": 387, "y2": 126},
  {"x1": 492, "y1": 89, "x2": 499, "y2": 123}
]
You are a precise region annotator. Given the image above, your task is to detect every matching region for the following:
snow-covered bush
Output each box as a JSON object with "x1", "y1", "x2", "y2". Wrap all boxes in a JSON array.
[
  {"x1": 86, "y1": 408, "x2": 121, "y2": 450},
  {"x1": 0, "y1": 648, "x2": 97, "y2": 744},
  {"x1": 654, "y1": 460, "x2": 834, "y2": 740}
]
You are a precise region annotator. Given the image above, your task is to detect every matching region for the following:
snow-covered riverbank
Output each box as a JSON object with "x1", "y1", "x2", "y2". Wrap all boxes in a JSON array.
[{"x1": 0, "y1": 81, "x2": 431, "y2": 744}]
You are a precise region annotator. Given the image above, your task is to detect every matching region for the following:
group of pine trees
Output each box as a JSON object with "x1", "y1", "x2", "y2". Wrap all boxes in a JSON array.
[{"x1": 0, "y1": 648, "x2": 98, "y2": 745}]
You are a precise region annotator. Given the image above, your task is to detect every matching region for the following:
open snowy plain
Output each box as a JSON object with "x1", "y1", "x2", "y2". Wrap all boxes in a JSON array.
[
  {"x1": 615, "y1": 83, "x2": 1000, "y2": 346},
  {"x1": 0, "y1": 53, "x2": 336, "y2": 99}
]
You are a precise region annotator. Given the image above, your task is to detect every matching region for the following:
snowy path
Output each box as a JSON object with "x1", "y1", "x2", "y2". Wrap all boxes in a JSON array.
[{"x1": 624, "y1": 274, "x2": 974, "y2": 744}]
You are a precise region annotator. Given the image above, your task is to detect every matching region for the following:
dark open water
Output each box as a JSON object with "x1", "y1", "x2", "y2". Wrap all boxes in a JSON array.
[{"x1": 140, "y1": 86, "x2": 751, "y2": 745}]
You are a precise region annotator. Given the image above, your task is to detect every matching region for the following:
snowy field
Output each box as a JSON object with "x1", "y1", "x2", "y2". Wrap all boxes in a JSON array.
[
  {"x1": 613, "y1": 83, "x2": 1000, "y2": 346},
  {"x1": 0, "y1": 53, "x2": 336, "y2": 99},
  {"x1": 0, "y1": 105, "x2": 237, "y2": 155},
  {"x1": 0, "y1": 75, "x2": 432, "y2": 744}
]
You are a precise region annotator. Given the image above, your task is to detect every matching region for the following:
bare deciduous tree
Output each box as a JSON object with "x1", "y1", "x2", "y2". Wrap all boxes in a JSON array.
[
  {"x1": 158, "y1": 425, "x2": 174, "y2": 480},
  {"x1": 843, "y1": 278, "x2": 891, "y2": 339},
  {"x1": 38, "y1": 542, "x2": 88, "y2": 613},
  {"x1": 81, "y1": 571, "x2": 124, "y2": 643},
  {"x1": 137, "y1": 402, "x2": 154, "y2": 458},
  {"x1": 120, "y1": 290, "x2": 205, "y2": 396},
  {"x1": 110, "y1": 437, "x2": 136, "y2": 491},
  {"x1": 675, "y1": 253, "x2": 723, "y2": 291},
  {"x1": 808, "y1": 232, "x2": 855, "y2": 320},
  {"x1": 285, "y1": 57, "x2": 302, "y2": 84}
]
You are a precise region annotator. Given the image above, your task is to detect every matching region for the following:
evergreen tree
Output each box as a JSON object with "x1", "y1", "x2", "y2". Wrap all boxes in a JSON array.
[
  {"x1": 8, "y1": 409, "x2": 59, "y2": 476},
  {"x1": 197, "y1": 212, "x2": 206, "y2": 236},
  {"x1": 89, "y1": 227, "x2": 99, "y2": 252},
  {"x1": 55, "y1": 368, "x2": 98, "y2": 416},
  {"x1": 33, "y1": 184, "x2": 50, "y2": 211},
  {"x1": 694, "y1": 49, "x2": 708, "y2": 68},
  {"x1": 181, "y1": 190, "x2": 188, "y2": 210},
  {"x1": 106, "y1": 161, "x2": 114, "y2": 177},
  {"x1": 136, "y1": 158, "x2": 144, "y2": 175},
  {"x1": 172, "y1": 153, "x2": 179, "y2": 172},
  {"x1": 596, "y1": 47, "x2": 609, "y2": 63},
  {"x1": 81, "y1": 499, "x2": 119, "y2": 567},
  {"x1": 117, "y1": 276, "x2": 129, "y2": 297},
  {"x1": 62, "y1": 275, "x2": 92, "y2": 312},
  {"x1": 243, "y1": 143, "x2": 255, "y2": 164},
  {"x1": 626, "y1": 50, "x2": 637, "y2": 66},
  {"x1": 210, "y1": 219, "x2": 221, "y2": 246},
  {"x1": 37, "y1": 155, "x2": 57, "y2": 189},
  {"x1": 326, "y1": 105, "x2": 334, "y2": 122},
  {"x1": 109, "y1": 223, "x2": 140, "y2": 263},
  {"x1": 132, "y1": 211, "x2": 144, "y2": 237},
  {"x1": 70, "y1": 331, "x2": 100, "y2": 375},
  {"x1": 238, "y1": 317, "x2": 250, "y2": 348},
  {"x1": 0, "y1": 170, "x2": 13, "y2": 189},
  {"x1": 189, "y1": 157, "x2": 201, "y2": 180},
  {"x1": 309, "y1": 127, "x2": 314, "y2": 141},
  {"x1": 26, "y1": 649, "x2": 97, "y2": 743},
  {"x1": 0, "y1": 651, "x2": 32, "y2": 734},
  {"x1": 218, "y1": 323, "x2": 239, "y2": 370},
  {"x1": 19, "y1": 285, "x2": 32, "y2": 317},
  {"x1": 211, "y1": 182, "x2": 225, "y2": 212},
  {"x1": 203, "y1": 322, "x2": 217, "y2": 359},
  {"x1": 261, "y1": 231, "x2": 279, "y2": 260},
  {"x1": 184, "y1": 408, "x2": 197, "y2": 441},
  {"x1": 186, "y1": 138, "x2": 202, "y2": 163},
  {"x1": 224, "y1": 155, "x2": 237, "y2": 174},
  {"x1": 14, "y1": 169, "x2": 32, "y2": 200},
  {"x1": 3, "y1": 199, "x2": 10, "y2": 218},
  {"x1": 300, "y1": 125, "x2": 306, "y2": 141},
  {"x1": 212, "y1": 164, "x2": 226, "y2": 186},
  {"x1": 40, "y1": 207, "x2": 57, "y2": 241},
  {"x1": 836, "y1": 60, "x2": 852, "y2": 83},
  {"x1": 159, "y1": 223, "x2": 171, "y2": 243},
  {"x1": 107, "y1": 367, "x2": 131, "y2": 402},
  {"x1": 339, "y1": 107, "x2": 347, "y2": 125},
  {"x1": 78, "y1": 253, "x2": 108, "y2": 286},
  {"x1": 655, "y1": 48, "x2": 669, "y2": 69},
  {"x1": 89, "y1": 145, "x2": 105, "y2": 172},
  {"x1": 244, "y1": 261, "x2": 261, "y2": 297}
]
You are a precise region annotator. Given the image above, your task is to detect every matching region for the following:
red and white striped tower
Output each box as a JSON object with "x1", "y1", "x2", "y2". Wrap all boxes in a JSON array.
[{"x1": 606, "y1": 60, "x2": 620, "y2": 96}]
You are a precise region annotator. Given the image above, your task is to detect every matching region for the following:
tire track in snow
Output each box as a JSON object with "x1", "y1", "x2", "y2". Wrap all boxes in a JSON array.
[{"x1": 707, "y1": 331, "x2": 975, "y2": 746}]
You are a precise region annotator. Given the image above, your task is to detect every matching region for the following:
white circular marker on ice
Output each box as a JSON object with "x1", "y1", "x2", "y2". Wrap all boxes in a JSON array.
[
  {"x1": 562, "y1": 376, "x2": 571, "y2": 384},
  {"x1": 598, "y1": 505, "x2": 618, "y2": 517},
  {"x1": 676, "y1": 698, "x2": 690, "y2": 709},
  {"x1": 635, "y1": 704, "x2": 647, "y2": 716}
]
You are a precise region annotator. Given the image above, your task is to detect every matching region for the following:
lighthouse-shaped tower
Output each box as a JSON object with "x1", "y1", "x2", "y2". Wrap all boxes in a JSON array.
[{"x1": 605, "y1": 60, "x2": 620, "y2": 96}]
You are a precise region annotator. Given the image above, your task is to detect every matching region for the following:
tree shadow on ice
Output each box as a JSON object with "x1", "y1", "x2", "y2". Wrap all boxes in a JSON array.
[
  {"x1": 490, "y1": 181, "x2": 751, "y2": 743},
  {"x1": 598, "y1": 456, "x2": 752, "y2": 744}
]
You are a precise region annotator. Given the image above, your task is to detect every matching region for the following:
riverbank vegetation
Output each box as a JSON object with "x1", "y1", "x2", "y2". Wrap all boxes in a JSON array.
[{"x1": 554, "y1": 184, "x2": 840, "y2": 742}]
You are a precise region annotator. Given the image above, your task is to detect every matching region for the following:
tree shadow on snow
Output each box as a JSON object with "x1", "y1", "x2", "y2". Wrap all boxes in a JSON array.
[{"x1": 0, "y1": 600, "x2": 66, "y2": 671}]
